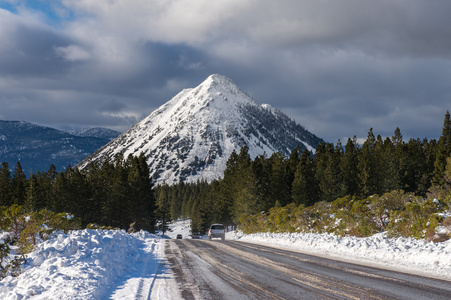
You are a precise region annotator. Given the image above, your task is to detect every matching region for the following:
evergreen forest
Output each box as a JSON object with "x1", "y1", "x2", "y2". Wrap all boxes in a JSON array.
[
  {"x1": 2, "y1": 112, "x2": 451, "y2": 243},
  {"x1": 0, "y1": 153, "x2": 156, "y2": 232}
]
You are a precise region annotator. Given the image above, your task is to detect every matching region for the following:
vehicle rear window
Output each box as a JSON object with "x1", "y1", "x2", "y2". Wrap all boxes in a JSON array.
[{"x1": 211, "y1": 225, "x2": 225, "y2": 230}]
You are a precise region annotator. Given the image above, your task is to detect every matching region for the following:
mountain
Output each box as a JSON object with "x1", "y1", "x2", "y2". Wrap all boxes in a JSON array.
[
  {"x1": 65, "y1": 128, "x2": 120, "y2": 140},
  {"x1": 0, "y1": 121, "x2": 118, "y2": 173},
  {"x1": 79, "y1": 74, "x2": 324, "y2": 184}
]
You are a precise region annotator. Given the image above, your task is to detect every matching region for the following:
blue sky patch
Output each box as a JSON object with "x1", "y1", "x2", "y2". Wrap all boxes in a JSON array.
[{"x1": 0, "y1": 1, "x2": 74, "y2": 25}]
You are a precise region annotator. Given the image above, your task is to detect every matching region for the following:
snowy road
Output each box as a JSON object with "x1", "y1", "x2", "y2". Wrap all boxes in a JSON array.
[{"x1": 166, "y1": 239, "x2": 451, "y2": 300}]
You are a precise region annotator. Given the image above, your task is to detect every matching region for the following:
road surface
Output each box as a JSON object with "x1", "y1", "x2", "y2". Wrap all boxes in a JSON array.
[{"x1": 165, "y1": 239, "x2": 451, "y2": 300}]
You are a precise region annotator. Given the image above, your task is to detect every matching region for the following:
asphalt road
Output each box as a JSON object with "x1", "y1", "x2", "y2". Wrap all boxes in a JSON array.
[{"x1": 165, "y1": 239, "x2": 451, "y2": 300}]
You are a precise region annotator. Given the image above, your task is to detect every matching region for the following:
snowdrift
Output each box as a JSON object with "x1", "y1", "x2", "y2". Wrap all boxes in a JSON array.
[{"x1": 0, "y1": 229, "x2": 163, "y2": 300}]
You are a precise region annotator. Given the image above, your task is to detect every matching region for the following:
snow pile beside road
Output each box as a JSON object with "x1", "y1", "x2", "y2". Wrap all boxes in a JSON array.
[
  {"x1": 0, "y1": 229, "x2": 163, "y2": 300},
  {"x1": 227, "y1": 231, "x2": 451, "y2": 280}
]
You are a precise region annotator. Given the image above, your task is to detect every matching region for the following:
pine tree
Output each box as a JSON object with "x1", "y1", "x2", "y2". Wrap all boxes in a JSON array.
[
  {"x1": 358, "y1": 128, "x2": 377, "y2": 196},
  {"x1": 217, "y1": 149, "x2": 240, "y2": 225},
  {"x1": 68, "y1": 168, "x2": 92, "y2": 226},
  {"x1": 24, "y1": 171, "x2": 37, "y2": 212},
  {"x1": 340, "y1": 137, "x2": 359, "y2": 196},
  {"x1": 292, "y1": 150, "x2": 318, "y2": 205},
  {"x1": 418, "y1": 138, "x2": 436, "y2": 195},
  {"x1": 100, "y1": 155, "x2": 132, "y2": 228},
  {"x1": 155, "y1": 183, "x2": 172, "y2": 235},
  {"x1": 432, "y1": 111, "x2": 451, "y2": 186},
  {"x1": 313, "y1": 142, "x2": 327, "y2": 200},
  {"x1": 207, "y1": 180, "x2": 222, "y2": 223},
  {"x1": 0, "y1": 162, "x2": 13, "y2": 207},
  {"x1": 230, "y1": 147, "x2": 259, "y2": 224},
  {"x1": 127, "y1": 153, "x2": 156, "y2": 231},
  {"x1": 170, "y1": 180, "x2": 183, "y2": 221},
  {"x1": 388, "y1": 128, "x2": 404, "y2": 191},
  {"x1": 51, "y1": 171, "x2": 70, "y2": 213},
  {"x1": 84, "y1": 161, "x2": 105, "y2": 225},
  {"x1": 34, "y1": 171, "x2": 52, "y2": 210},
  {"x1": 401, "y1": 138, "x2": 426, "y2": 194},
  {"x1": 194, "y1": 181, "x2": 216, "y2": 234},
  {"x1": 373, "y1": 134, "x2": 386, "y2": 195},
  {"x1": 12, "y1": 162, "x2": 26, "y2": 206},
  {"x1": 287, "y1": 146, "x2": 302, "y2": 196},
  {"x1": 232, "y1": 166, "x2": 259, "y2": 224},
  {"x1": 268, "y1": 152, "x2": 291, "y2": 207},
  {"x1": 48, "y1": 164, "x2": 57, "y2": 182},
  {"x1": 322, "y1": 141, "x2": 343, "y2": 201},
  {"x1": 252, "y1": 154, "x2": 272, "y2": 211}
]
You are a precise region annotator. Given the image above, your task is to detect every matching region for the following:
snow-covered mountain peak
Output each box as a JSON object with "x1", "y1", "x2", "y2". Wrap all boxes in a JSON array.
[
  {"x1": 79, "y1": 75, "x2": 324, "y2": 184},
  {"x1": 203, "y1": 74, "x2": 241, "y2": 91},
  {"x1": 186, "y1": 73, "x2": 256, "y2": 108},
  {"x1": 138, "y1": 74, "x2": 257, "y2": 132}
]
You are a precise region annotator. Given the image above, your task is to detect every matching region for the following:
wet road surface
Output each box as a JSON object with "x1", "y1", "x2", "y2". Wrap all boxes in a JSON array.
[{"x1": 165, "y1": 239, "x2": 451, "y2": 300}]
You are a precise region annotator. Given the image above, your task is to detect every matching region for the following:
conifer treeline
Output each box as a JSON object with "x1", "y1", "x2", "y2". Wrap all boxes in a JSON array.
[
  {"x1": 2, "y1": 112, "x2": 451, "y2": 235},
  {"x1": 156, "y1": 112, "x2": 451, "y2": 234},
  {"x1": 0, "y1": 153, "x2": 156, "y2": 231}
]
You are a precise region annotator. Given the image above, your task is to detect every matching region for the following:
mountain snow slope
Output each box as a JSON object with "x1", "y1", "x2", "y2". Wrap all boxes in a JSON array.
[{"x1": 79, "y1": 74, "x2": 324, "y2": 184}]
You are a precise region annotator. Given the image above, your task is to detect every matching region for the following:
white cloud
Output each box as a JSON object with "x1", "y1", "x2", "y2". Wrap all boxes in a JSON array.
[{"x1": 61, "y1": 0, "x2": 252, "y2": 44}]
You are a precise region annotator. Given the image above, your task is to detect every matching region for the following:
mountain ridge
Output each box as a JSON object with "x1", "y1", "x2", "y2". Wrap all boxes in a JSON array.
[
  {"x1": 0, "y1": 120, "x2": 120, "y2": 173},
  {"x1": 65, "y1": 127, "x2": 120, "y2": 140}
]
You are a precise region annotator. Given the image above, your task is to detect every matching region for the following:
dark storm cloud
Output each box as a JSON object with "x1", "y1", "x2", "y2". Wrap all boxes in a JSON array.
[
  {"x1": 124, "y1": 41, "x2": 211, "y2": 94},
  {"x1": 0, "y1": 23, "x2": 69, "y2": 77},
  {"x1": 1, "y1": 1, "x2": 451, "y2": 143}
]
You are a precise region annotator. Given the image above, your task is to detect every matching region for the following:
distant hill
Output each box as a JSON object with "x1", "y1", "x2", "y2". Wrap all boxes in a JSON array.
[
  {"x1": 65, "y1": 127, "x2": 120, "y2": 141},
  {"x1": 0, "y1": 121, "x2": 120, "y2": 173},
  {"x1": 79, "y1": 74, "x2": 324, "y2": 184}
]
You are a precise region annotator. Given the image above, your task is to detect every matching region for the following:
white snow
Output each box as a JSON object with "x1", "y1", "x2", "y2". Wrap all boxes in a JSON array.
[
  {"x1": 226, "y1": 231, "x2": 451, "y2": 281},
  {"x1": 2, "y1": 220, "x2": 450, "y2": 299},
  {"x1": 0, "y1": 229, "x2": 172, "y2": 300}
]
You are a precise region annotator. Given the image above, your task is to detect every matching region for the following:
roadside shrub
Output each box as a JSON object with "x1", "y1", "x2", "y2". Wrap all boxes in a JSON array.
[
  {"x1": 292, "y1": 204, "x2": 309, "y2": 232},
  {"x1": 370, "y1": 191, "x2": 413, "y2": 231},
  {"x1": 1, "y1": 238, "x2": 27, "y2": 279},
  {"x1": 0, "y1": 205, "x2": 81, "y2": 278},
  {"x1": 0, "y1": 205, "x2": 27, "y2": 243},
  {"x1": 331, "y1": 196, "x2": 378, "y2": 237},
  {"x1": 266, "y1": 203, "x2": 297, "y2": 233},
  {"x1": 86, "y1": 223, "x2": 119, "y2": 230},
  {"x1": 239, "y1": 214, "x2": 262, "y2": 234},
  {"x1": 387, "y1": 198, "x2": 441, "y2": 239},
  {"x1": 240, "y1": 189, "x2": 449, "y2": 242}
]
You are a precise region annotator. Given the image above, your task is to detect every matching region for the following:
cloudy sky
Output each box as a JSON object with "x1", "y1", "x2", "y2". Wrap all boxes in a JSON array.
[{"x1": 1, "y1": 0, "x2": 451, "y2": 143}]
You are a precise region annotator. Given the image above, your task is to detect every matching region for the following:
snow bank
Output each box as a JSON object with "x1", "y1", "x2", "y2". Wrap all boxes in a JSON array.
[
  {"x1": 0, "y1": 229, "x2": 162, "y2": 300},
  {"x1": 227, "y1": 231, "x2": 451, "y2": 281}
]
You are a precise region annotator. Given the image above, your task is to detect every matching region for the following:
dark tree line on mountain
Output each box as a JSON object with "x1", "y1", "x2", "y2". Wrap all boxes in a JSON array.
[
  {"x1": 155, "y1": 111, "x2": 451, "y2": 234},
  {"x1": 0, "y1": 153, "x2": 156, "y2": 232}
]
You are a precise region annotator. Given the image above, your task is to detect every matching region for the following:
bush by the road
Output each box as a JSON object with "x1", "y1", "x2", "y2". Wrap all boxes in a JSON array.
[
  {"x1": 240, "y1": 190, "x2": 451, "y2": 242},
  {"x1": 0, "y1": 205, "x2": 80, "y2": 279}
]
